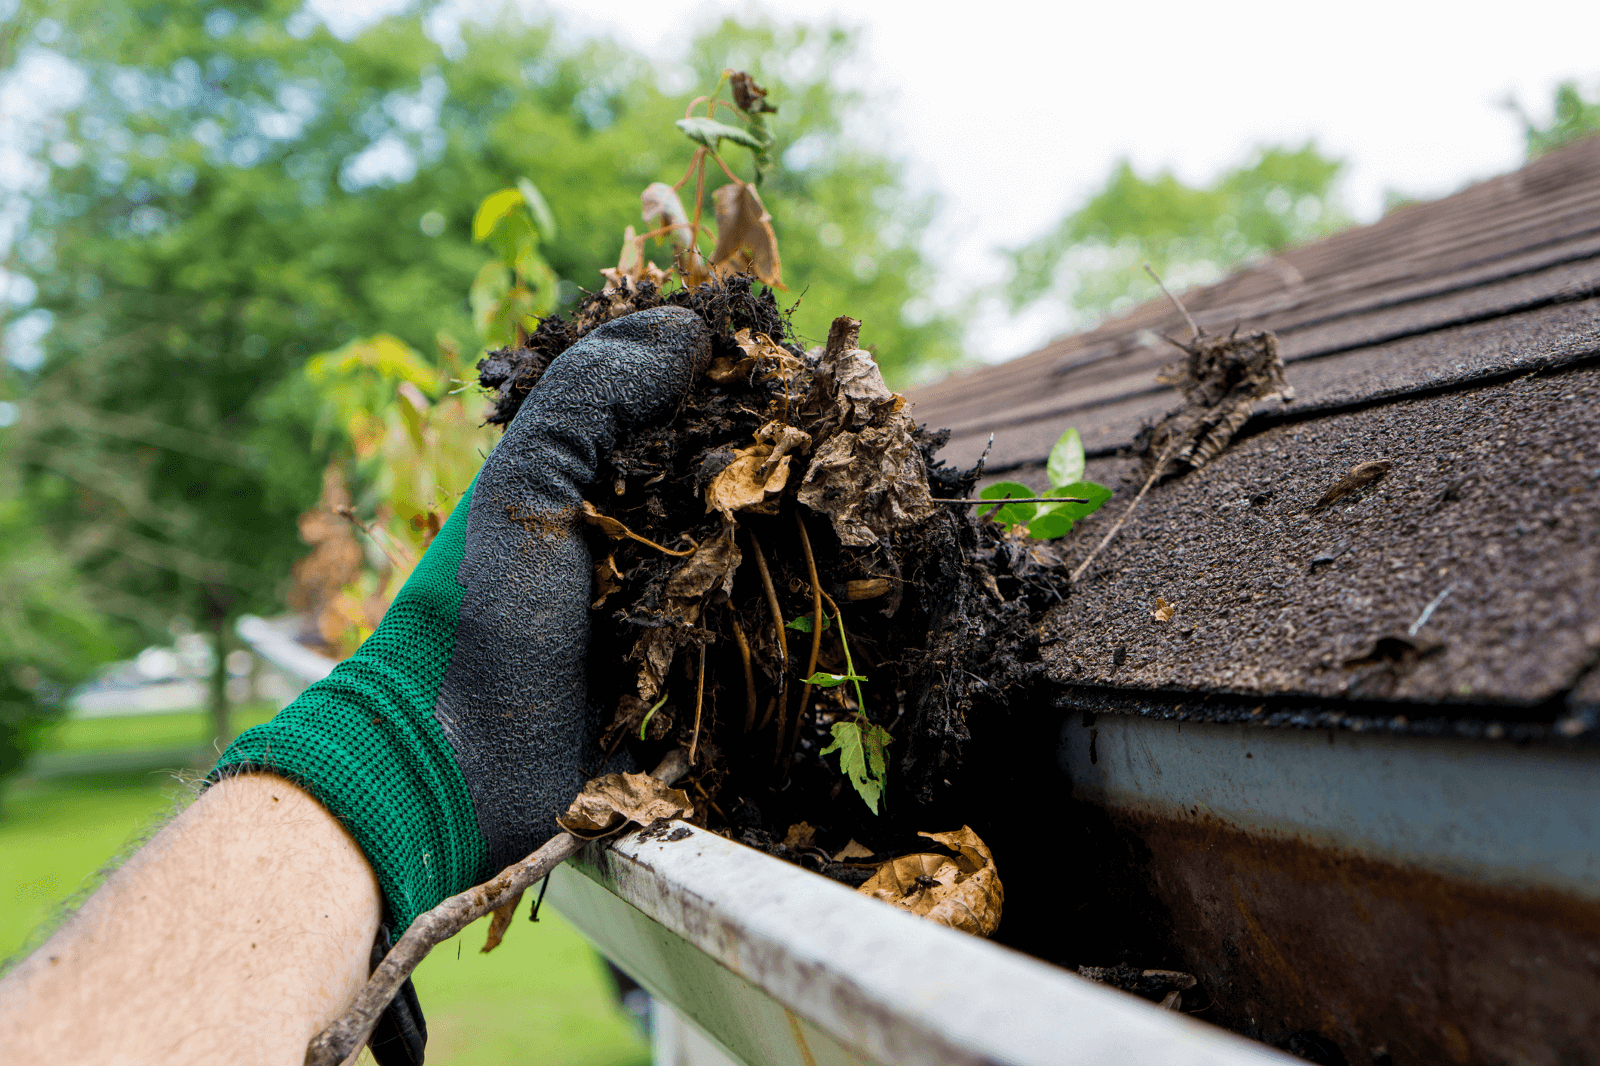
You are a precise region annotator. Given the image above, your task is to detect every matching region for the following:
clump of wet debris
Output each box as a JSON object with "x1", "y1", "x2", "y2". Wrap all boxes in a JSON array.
[{"x1": 479, "y1": 276, "x2": 1073, "y2": 876}]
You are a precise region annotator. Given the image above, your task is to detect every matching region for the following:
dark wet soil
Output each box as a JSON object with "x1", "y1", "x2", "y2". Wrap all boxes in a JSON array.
[{"x1": 479, "y1": 278, "x2": 1075, "y2": 866}]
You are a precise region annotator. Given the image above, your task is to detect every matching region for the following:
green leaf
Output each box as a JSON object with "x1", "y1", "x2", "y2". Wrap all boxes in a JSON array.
[
  {"x1": 821, "y1": 719, "x2": 890, "y2": 814},
  {"x1": 1047, "y1": 428, "x2": 1086, "y2": 490},
  {"x1": 472, "y1": 187, "x2": 524, "y2": 243},
  {"x1": 675, "y1": 116, "x2": 766, "y2": 152},
  {"x1": 1048, "y1": 480, "x2": 1113, "y2": 522},
  {"x1": 1026, "y1": 509, "x2": 1074, "y2": 540},
  {"x1": 804, "y1": 671, "x2": 866, "y2": 688},
  {"x1": 515, "y1": 177, "x2": 558, "y2": 241},
  {"x1": 978, "y1": 481, "x2": 1037, "y2": 527},
  {"x1": 787, "y1": 613, "x2": 831, "y2": 633}
]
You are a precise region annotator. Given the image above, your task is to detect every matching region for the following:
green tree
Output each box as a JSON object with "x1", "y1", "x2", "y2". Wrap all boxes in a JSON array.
[
  {"x1": 0, "y1": 1, "x2": 960, "y2": 757},
  {"x1": 1512, "y1": 79, "x2": 1600, "y2": 158},
  {"x1": 1006, "y1": 143, "x2": 1349, "y2": 325}
]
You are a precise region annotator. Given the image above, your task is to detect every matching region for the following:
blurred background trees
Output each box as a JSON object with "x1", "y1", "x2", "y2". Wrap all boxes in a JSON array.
[{"x1": 0, "y1": 0, "x2": 960, "y2": 773}]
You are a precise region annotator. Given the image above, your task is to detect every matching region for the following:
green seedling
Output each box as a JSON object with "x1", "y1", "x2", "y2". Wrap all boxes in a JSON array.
[
  {"x1": 978, "y1": 428, "x2": 1113, "y2": 539},
  {"x1": 798, "y1": 606, "x2": 890, "y2": 814}
]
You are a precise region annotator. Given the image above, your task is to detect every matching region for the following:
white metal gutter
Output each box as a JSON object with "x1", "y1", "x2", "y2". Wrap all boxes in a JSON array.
[{"x1": 549, "y1": 823, "x2": 1295, "y2": 1066}]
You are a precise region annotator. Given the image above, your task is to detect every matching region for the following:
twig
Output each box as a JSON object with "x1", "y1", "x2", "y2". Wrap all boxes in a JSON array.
[
  {"x1": 305, "y1": 751, "x2": 691, "y2": 1066},
  {"x1": 690, "y1": 644, "x2": 707, "y2": 762},
  {"x1": 789, "y1": 513, "x2": 825, "y2": 766},
  {"x1": 1070, "y1": 445, "x2": 1176, "y2": 585},
  {"x1": 730, "y1": 618, "x2": 758, "y2": 732},
  {"x1": 1143, "y1": 262, "x2": 1200, "y2": 342},
  {"x1": 1409, "y1": 585, "x2": 1456, "y2": 636},
  {"x1": 932, "y1": 497, "x2": 1089, "y2": 506}
]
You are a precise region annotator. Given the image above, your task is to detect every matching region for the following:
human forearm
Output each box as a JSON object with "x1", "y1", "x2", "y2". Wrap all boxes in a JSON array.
[{"x1": 0, "y1": 773, "x2": 380, "y2": 1065}]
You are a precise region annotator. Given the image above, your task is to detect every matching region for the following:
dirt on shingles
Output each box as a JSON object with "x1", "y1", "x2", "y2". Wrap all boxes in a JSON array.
[
  {"x1": 478, "y1": 278, "x2": 1076, "y2": 864},
  {"x1": 1025, "y1": 367, "x2": 1600, "y2": 712}
]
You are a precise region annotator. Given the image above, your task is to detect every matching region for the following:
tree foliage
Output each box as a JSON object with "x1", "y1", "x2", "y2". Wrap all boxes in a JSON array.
[
  {"x1": 1513, "y1": 79, "x2": 1600, "y2": 159},
  {"x1": 1005, "y1": 143, "x2": 1349, "y2": 325}
]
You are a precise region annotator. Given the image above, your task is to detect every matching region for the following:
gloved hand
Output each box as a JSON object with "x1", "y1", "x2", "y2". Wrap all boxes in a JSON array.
[{"x1": 213, "y1": 305, "x2": 709, "y2": 968}]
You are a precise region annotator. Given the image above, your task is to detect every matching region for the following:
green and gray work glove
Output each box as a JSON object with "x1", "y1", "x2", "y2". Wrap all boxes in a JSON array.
[{"x1": 212, "y1": 306, "x2": 709, "y2": 1037}]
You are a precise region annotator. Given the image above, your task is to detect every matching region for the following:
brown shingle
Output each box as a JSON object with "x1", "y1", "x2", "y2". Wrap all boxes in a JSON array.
[{"x1": 908, "y1": 134, "x2": 1600, "y2": 714}]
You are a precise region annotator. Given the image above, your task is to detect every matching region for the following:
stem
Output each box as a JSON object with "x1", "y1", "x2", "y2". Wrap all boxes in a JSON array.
[
  {"x1": 819, "y1": 589, "x2": 865, "y2": 717},
  {"x1": 689, "y1": 644, "x2": 706, "y2": 762},
  {"x1": 790, "y1": 513, "x2": 825, "y2": 764},
  {"x1": 730, "y1": 618, "x2": 758, "y2": 732},
  {"x1": 1144, "y1": 262, "x2": 1200, "y2": 342},
  {"x1": 638, "y1": 691, "x2": 669, "y2": 741}
]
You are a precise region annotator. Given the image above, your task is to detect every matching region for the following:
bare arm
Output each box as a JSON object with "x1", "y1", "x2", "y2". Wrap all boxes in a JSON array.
[{"x1": 0, "y1": 773, "x2": 381, "y2": 1065}]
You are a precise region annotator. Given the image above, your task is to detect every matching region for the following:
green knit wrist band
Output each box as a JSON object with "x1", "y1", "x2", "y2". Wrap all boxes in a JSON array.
[{"x1": 211, "y1": 481, "x2": 487, "y2": 934}]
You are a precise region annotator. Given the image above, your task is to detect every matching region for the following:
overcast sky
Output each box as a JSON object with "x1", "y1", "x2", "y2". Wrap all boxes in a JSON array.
[{"x1": 285, "y1": 0, "x2": 1600, "y2": 362}]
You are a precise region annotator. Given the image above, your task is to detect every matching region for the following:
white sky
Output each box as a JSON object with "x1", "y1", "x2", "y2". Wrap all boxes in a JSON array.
[
  {"x1": 221, "y1": 0, "x2": 1600, "y2": 364},
  {"x1": 538, "y1": 0, "x2": 1600, "y2": 364}
]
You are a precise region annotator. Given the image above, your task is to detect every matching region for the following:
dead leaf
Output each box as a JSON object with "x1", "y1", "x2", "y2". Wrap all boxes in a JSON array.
[
  {"x1": 845, "y1": 578, "x2": 892, "y2": 601},
  {"x1": 1139, "y1": 327, "x2": 1293, "y2": 477},
  {"x1": 1313, "y1": 460, "x2": 1393, "y2": 510},
  {"x1": 832, "y1": 839, "x2": 875, "y2": 861},
  {"x1": 729, "y1": 71, "x2": 774, "y2": 114},
  {"x1": 582, "y1": 501, "x2": 694, "y2": 556},
  {"x1": 1152, "y1": 597, "x2": 1174, "y2": 622},
  {"x1": 599, "y1": 225, "x2": 674, "y2": 294},
  {"x1": 857, "y1": 826, "x2": 1002, "y2": 937},
  {"x1": 782, "y1": 822, "x2": 816, "y2": 849},
  {"x1": 710, "y1": 182, "x2": 782, "y2": 288},
  {"x1": 592, "y1": 553, "x2": 623, "y2": 608},
  {"x1": 631, "y1": 519, "x2": 742, "y2": 700},
  {"x1": 705, "y1": 421, "x2": 812, "y2": 516},
  {"x1": 796, "y1": 317, "x2": 934, "y2": 547},
  {"x1": 557, "y1": 772, "x2": 694, "y2": 839},
  {"x1": 480, "y1": 891, "x2": 523, "y2": 954}
]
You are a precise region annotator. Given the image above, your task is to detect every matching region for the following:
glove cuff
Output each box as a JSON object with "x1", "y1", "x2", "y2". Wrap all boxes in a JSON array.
[{"x1": 210, "y1": 485, "x2": 488, "y2": 934}]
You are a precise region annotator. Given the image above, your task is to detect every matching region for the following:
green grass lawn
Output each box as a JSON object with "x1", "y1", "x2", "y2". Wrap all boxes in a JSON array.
[
  {"x1": 36, "y1": 703, "x2": 280, "y2": 755},
  {"x1": 2, "y1": 715, "x2": 650, "y2": 1066}
]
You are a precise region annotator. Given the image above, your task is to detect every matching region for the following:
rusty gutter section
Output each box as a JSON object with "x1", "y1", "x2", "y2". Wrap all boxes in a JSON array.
[
  {"x1": 1058, "y1": 708, "x2": 1600, "y2": 1064},
  {"x1": 547, "y1": 823, "x2": 1294, "y2": 1066}
]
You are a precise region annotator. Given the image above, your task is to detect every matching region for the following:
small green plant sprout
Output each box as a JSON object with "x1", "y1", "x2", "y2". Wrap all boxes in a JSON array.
[
  {"x1": 978, "y1": 428, "x2": 1112, "y2": 539},
  {"x1": 470, "y1": 178, "x2": 561, "y2": 347},
  {"x1": 797, "y1": 605, "x2": 891, "y2": 814},
  {"x1": 786, "y1": 612, "x2": 831, "y2": 633}
]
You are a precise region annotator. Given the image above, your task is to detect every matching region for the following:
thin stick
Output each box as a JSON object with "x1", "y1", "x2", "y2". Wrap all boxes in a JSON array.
[
  {"x1": 689, "y1": 643, "x2": 707, "y2": 762},
  {"x1": 789, "y1": 513, "x2": 825, "y2": 765},
  {"x1": 932, "y1": 497, "x2": 1089, "y2": 506},
  {"x1": 1069, "y1": 446, "x2": 1175, "y2": 585},
  {"x1": 1143, "y1": 262, "x2": 1200, "y2": 342},
  {"x1": 731, "y1": 618, "x2": 758, "y2": 732},
  {"x1": 306, "y1": 751, "x2": 691, "y2": 1066}
]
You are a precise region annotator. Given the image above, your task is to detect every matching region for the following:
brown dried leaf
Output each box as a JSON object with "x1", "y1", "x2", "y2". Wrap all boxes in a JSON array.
[
  {"x1": 857, "y1": 826, "x2": 1002, "y2": 937},
  {"x1": 557, "y1": 772, "x2": 694, "y2": 839},
  {"x1": 1152, "y1": 597, "x2": 1174, "y2": 622},
  {"x1": 1313, "y1": 460, "x2": 1393, "y2": 511},
  {"x1": 632, "y1": 520, "x2": 743, "y2": 700},
  {"x1": 832, "y1": 839, "x2": 875, "y2": 861},
  {"x1": 782, "y1": 822, "x2": 817, "y2": 848},
  {"x1": 798, "y1": 419, "x2": 934, "y2": 547},
  {"x1": 592, "y1": 553, "x2": 623, "y2": 608},
  {"x1": 705, "y1": 421, "x2": 812, "y2": 516},
  {"x1": 710, "y1": 182, "x2": 782, "y2": 288},
  {"x1": 480, "y1": 890, "x2": 523, "y2": 954},
  {"x1": 845, "y1": 578, "x2": 892, "y2": 601},
  {"x1": 796, "y1": 323, "x2": 933, "y2": 547}
]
